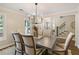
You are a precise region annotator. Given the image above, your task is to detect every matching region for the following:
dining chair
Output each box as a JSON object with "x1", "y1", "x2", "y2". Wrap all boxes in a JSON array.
[
  {"x1": 12, "y1": 33, "x2": 25, "y2": 55},
  {"x1": 52, "y1": 32, "x2": 74, "y2": 55},
  {"x1": 43, "y1": 30, "x2": 52, "y2": 38},
  {"x1": 22, "y1": 35, "x2": 46, "y2": 55},
  {"x1": 33, "y1": 25, "x2": 38, "y2": 37}
]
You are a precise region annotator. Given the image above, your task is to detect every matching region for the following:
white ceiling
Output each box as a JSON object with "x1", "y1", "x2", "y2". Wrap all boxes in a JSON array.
[{"x1": 0, "y1": 3, "x2": 79, "y2": 16}]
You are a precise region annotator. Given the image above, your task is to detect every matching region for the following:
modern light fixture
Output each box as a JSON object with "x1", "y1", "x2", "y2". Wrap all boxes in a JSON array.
[
  {"x1": 34, "y1": 3, "x2": 42, "y2": 24},
  {"x1": 19, "y1": 9, "x2": 24, "y2": 11}
]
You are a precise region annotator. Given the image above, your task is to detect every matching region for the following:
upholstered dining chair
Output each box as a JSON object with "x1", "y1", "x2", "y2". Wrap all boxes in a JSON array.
[
  {"x1": 43, "y1": 30, "x2": 52, "y2": 38},
  {"x1": 12, "y1": 33, "x2": 25, "y2": 55},
  {"x1": 22, "y1": 35, "x2": 46, "y2": 55},
  {"x1": 52, "y1": 32, "x2": 74, "y2": 55}
]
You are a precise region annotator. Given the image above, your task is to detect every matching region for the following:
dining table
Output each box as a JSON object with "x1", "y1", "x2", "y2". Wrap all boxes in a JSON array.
[{"x1": 34, "y1": 34, "x2": 57, "y2": 51}]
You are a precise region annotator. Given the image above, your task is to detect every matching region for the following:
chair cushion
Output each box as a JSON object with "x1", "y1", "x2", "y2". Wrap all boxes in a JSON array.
[{"x1": 53, "y1": 44, "x2": 65, "y2": 52}]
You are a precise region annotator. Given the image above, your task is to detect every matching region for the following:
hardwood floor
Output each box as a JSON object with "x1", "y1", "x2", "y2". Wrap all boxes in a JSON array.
[
  {"x1": 69, "y1": 40, "x2": 79, "y2": 55},
  {"x1": 0, "y1": 46, "x2": 15, "y2": 55}
]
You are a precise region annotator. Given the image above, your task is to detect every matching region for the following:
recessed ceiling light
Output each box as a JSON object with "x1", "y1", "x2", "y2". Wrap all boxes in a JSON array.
[
  {"x1": 19, "y1": 9, "x2": 24, "y2": 11},
  {"x1": 60, "y1": 16, "x2": 63, "y2": 18}
]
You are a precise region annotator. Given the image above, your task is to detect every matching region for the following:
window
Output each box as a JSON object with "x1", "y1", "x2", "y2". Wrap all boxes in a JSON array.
[
  {"x1": 25, "y1": 19, "x2": 32, "y2": 35},
  {"x1": 26, "y1": 20, "x2": 31, "y2": 33},
  {"x1": 0, "y1": 15, "x2": 4, "y2": 37}
]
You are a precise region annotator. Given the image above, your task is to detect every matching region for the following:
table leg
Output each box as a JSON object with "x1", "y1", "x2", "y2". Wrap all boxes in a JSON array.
[{"x1": 44, "y1": 49, "x2": 49, "y2": 55}]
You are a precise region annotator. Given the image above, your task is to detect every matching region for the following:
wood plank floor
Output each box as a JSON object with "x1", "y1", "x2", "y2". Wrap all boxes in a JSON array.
[{"x1": 0, "y1": 46, "x2": 15, "y2": 55}]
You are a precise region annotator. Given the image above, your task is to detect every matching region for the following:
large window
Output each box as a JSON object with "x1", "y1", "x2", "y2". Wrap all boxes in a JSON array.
[
  {"x1": 0, "y1": 15, "x2": 4, "y2": 37},
  {"x1": 25, "y1": 18, "x2": 32, "y2": 35}
]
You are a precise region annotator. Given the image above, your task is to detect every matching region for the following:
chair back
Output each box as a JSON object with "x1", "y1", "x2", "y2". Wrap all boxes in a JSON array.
[
  {"x1": 33, "y1": 26, "x2": 38, "y2": 37},
  {"x1": 12, "y1": 33, "x2": 24, "y2": 51},
  {"x1": 43, "y1": 30, "x2": 52, "y2": 37},
  {"x1": 64, "y1": 32, "x2": 74, "y2": 50},
  {"x1": 22, "y1": 35, "x2": 36, "y2": 55}
]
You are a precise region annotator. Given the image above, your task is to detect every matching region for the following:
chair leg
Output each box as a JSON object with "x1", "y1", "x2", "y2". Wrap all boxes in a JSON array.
[
  {"x1": 15, "y1": 50, "x2": 16, "y2": 55},
  {"x1": 22, "y1": 51, "x2": 24, "y2": 55},
  {"x1": 42, "y1": 49, "x2": 49, "y2": 55},
  {"x1": 45, "y1": 49, "x2": 49, "y2": 55},
  {"x1": 64, "y1": 51, "x2": 68, "y2": 55}
]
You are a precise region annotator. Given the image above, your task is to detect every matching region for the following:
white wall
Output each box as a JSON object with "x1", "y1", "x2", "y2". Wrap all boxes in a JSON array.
[
  {"x1": 54, "y1": 15, "x2": 75, "y2": 33},
  {"x1": 0, "y1": 6, "x2": 25, "y2": 48},
  {"x1": 75, "y1": 7, "x2": 79, "y2": 48}
]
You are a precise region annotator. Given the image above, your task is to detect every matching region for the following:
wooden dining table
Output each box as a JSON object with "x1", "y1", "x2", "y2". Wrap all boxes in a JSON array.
[{"x1": 34, "y1": 35, "x2": 57, "y2": 50}]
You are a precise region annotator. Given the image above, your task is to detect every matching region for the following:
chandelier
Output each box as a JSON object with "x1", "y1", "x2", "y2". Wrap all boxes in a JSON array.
[{"x1": 31, "y1": 3, "x2": 41, "y2": 24}]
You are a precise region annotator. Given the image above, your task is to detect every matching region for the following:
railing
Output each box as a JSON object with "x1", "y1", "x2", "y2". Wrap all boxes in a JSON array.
[{"x1": 56, "y1": 22, "x2": 69, "y2": 37}]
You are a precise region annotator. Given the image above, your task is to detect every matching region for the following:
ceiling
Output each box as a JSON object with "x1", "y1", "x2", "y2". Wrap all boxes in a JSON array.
[{"x1": 0, "y1": 3, "x2": 79, "y2": 16}]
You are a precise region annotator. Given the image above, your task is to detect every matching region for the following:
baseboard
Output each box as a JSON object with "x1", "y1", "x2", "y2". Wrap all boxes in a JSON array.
[{"x1": 0, "y1": 43, "x2": 14, "y2": 50}]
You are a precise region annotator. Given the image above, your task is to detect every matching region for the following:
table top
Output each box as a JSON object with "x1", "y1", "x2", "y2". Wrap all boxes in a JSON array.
[
  {"x1": 33, "y1": 36, "x2": 43, "y2": 40},
  {"x1": 36, "y1": 36, "x2": 57, "y2": 50}
]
